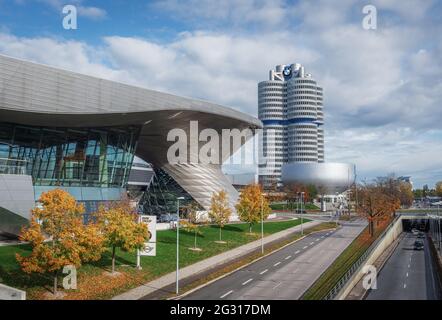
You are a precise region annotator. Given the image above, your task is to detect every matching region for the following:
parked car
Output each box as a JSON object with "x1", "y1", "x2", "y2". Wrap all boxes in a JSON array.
[
  {"x1": 414, "y1": 240, "x2": 424, "y2": 250},
  {"x1": 159, "y1": 214, "x2": 171, "y2": 223},
  {"x1": 411, "y1": 228, "x2": 419, "y2": 235},
  {"x1": 417, "y1": 232, "x2": 425, "y2": 239}
]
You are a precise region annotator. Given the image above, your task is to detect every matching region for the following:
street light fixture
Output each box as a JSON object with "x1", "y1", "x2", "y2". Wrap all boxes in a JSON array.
[
  {"x1": 261, "y1": 195, "x2": 264, "y2": 255},
  {"x1": 176, "y1": 196, "x2": 185, "y2": 296},
  {"x1": 300, "y1": 192, "x2": 304, "y2": 236}
]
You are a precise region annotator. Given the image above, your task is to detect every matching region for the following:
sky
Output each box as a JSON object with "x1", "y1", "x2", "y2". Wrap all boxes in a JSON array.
[{"x1": 0, "y1": 0, "x2": 441, "y2": 188}]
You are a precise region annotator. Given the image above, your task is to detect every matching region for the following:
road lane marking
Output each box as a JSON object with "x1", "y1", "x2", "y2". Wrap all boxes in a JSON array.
[
  {"x1": 406, "y1": 273, "x2": 409, "y2": 277},
  {"x1": 403, "y1": 284, "x2": 407, "y2": 289},
  {"x1": 260, "y1": 269, "x2": 268, "y2": 275},
  {"x1": 242, "y1": 278, "x2": 253, "y2": 286},
  {"x1": 274, "y1": 262, "x2": 281, "y2": 266},
  {"x1": 285, "y1": 255, "x2": 292, "y2": 260},
  {"x1": 303, "y1": 246, "x2": 308, "y2": 249},
  {"x1": 220, "y1": 290, "x2": 233, "y2": 298},
  {"x1": 295, "y1": 250, "x2": 300, "y2": 254},
  {"x1": 408, "y1": 264, "x2": 410, "y2": 268}
]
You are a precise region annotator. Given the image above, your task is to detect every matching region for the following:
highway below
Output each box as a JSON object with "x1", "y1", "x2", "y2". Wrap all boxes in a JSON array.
[
  {"x1": 182, "y1": 219, "x2": 366, "y2": 300},
  {"x1": 366, "y1": 232, "x2": 441, "y2": 300}
]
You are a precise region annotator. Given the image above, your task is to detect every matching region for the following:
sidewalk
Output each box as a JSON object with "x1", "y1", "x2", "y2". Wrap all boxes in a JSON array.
[{"x1": 112, "y1": 220, "x2": 321, "y2": 300}]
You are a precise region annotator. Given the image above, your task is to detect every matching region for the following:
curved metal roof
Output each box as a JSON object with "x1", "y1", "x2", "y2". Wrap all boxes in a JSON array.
[{"x1": 0, "y1": 54, "x2": 261, "y2": 213}]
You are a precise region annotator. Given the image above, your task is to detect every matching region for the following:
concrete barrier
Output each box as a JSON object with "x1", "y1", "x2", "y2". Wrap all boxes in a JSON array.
[
  {"x1": 0, "y1": 284, "x2": 26, "y2": 300},
  {"x1": 336, "y1": 217, "x2": 404, "y2": 300}
]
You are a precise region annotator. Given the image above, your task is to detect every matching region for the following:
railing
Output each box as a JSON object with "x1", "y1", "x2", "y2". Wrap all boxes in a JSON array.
[
  {"x1": 0, "y1": 158, "x2": 27, "y2": 175},
  {"x1": 323, "y1": 215, "x2": 401, "y2": 300}
]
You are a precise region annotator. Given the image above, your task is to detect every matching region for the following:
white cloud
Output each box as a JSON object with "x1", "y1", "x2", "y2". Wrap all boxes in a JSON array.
[
  {"x1": 38, "y1": 0, "x2": 107, "y2": 20},
  {"x1": 0, "y1": 0, "x2": 441, "y2": 187},
  {"x1": 151, "y1": 0, "x2": 289, "y2": 29},
  {"x1": 77, "y1": 6, "x2": 107, "y2": 20}
]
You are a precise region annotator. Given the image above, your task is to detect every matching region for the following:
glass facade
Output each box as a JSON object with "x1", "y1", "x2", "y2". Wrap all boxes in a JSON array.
[
  {"x1": 0, "y1": 122, "x2": 140, "y2": 188},
  {"x1": 136, "y1": 169, "x2": 201, "y2": 215}
]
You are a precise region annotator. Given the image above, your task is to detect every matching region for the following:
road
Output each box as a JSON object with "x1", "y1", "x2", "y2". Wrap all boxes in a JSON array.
[
  {"x1": 183, "y1": 220, "x2": 366, "y2": 300},
  {"x1": 366, "y1": 232, "x2": 441, "y2": 300}
]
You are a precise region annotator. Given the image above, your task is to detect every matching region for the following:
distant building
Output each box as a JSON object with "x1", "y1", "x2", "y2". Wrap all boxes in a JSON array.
[
  {"x1": 398, "y1": 176, "x2": 413, "y2": 188},
  {"x1": 258, "y1": 63, "x2": 324, "y2": 188}
]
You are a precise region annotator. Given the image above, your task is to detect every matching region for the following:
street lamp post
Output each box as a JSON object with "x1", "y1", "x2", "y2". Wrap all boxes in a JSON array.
[
  {"x1": 437, "y1": 204, "x2": 442, "y2": 253},
  {"x1": 261, "y1": 196, "x2": 264, "y2": 255},
  {"x1": 300, "y1": 192, "x2": 304, "y2": 236},
  {"x1": 176, "y1": 196, "x2": 185, "y2": 296}
]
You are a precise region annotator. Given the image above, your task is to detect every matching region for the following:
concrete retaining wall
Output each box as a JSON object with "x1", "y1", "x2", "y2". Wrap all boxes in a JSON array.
[
  {"x1": 336, "y1": 217, "x2": 404, "y2": 300},
  {"x1": 0, "y1": 283, "x2": 26, "y2": 300}
]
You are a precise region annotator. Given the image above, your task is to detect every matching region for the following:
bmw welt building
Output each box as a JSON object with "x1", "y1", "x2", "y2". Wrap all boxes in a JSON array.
[{"x1": 0, "y1": 54, "x2": 261, "y2": 236}]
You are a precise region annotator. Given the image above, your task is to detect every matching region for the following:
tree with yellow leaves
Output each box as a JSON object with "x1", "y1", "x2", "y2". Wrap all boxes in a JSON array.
[
  {"x1": 181, "y1": 202, "x2": 205, "y2": 251},
  {"x1": 235, "y1": 184, "x2": 271, "y2": 233},
  {"x1": 16, "y1": 189, "x2": 105, "y2": 295},
  {"x1": 208, "y1": 190, "x2": 232, "y2": 243},
  {"x1": 95, "y1": 200, "x2": 149, "y2": 274}
]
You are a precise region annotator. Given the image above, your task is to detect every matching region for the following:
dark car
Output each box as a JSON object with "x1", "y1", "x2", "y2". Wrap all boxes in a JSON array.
[
  {"x1": 417, "y1": 232, "x2": 425, "y2": 239},
  {"x1": 414, "y1": 240, "x2": 424, "y2": 250}
]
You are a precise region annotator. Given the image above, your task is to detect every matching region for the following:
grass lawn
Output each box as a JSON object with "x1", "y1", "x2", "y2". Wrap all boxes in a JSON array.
[
  {"x1": 301, "y1": 218, "x2": 392, "y2": 300},
  {"x1": 0, "y1": 218, "x2": 309, "y2": 300},
  {"x1": 270, "y1": 202, "x2": 319, "y2": 211}
]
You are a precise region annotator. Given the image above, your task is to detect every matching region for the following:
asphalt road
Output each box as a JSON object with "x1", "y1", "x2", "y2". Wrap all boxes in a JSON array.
[
  {"x1": 366, "y1": 232, "x2": 441, "y2": 300},
  {"x1": 183, "y1": 220, "x2": 366, "y2": 300}
]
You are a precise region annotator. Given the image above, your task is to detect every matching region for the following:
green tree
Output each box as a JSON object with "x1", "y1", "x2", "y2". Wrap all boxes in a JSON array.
[
  {"x1": 235, "y1": 184, "x2": 271, "y2": 233},
  {"x1": 307, "y1": 184, "x2": 318, "y2": 202}
]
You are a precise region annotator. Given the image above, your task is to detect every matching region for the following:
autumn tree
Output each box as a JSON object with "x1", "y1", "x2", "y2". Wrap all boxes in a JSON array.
[
  {"x1": 181, "y1": 202, "x2": 205, "y2": 250},
  {"x1": 356, "y1": 182, "x2": 401, "y2": 237},
  {"x1": 16, "y1": 189, "x2": 105, "y2": 295},
  {"x1": 436, "y1": 181, "x2": 442, "y2": 197},
  {"x1": 208, "y1": 190, "x2": 232, "y2": 243},
  {"x1": 235, "y1": 184, "x2": 271, "y2": 233},
  {"x1": 398, "y1": 181, "x2": 414, "y2": 207},
  {"x1": 96, "y1": 199, "x2": 149, "y2": 274}
]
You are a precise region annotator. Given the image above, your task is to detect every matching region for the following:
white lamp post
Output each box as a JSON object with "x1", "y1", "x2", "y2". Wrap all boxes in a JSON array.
[
  {"x1": 301, "y1": 192, "x2": 304, "y2": 236},
  {"x1": 261, "y1": 196, "x2": 264, "y2": 255},
  {"x1": 176, "y1": 196, "x2": 185, "y2": 296}
]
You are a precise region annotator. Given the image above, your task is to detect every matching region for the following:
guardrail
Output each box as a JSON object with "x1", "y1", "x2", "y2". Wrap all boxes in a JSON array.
[
  {"x1": 0, "y1": 158, "x2": 27, "y2": 175},
  {"x1": 323, "y1": 215, "x2": 401, "y2": 300}
]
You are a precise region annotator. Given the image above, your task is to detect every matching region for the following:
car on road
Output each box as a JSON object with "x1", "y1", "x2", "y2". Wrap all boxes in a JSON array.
[
  {"x1": 411, "y1": 228, "x2": 419, "y2": 235},
  {"x1": 413, "y1": 240, "x2": 424, "y2": 250},
  {"x1": 417, "y1": 232, "x2": 425, "y2": 239}
]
